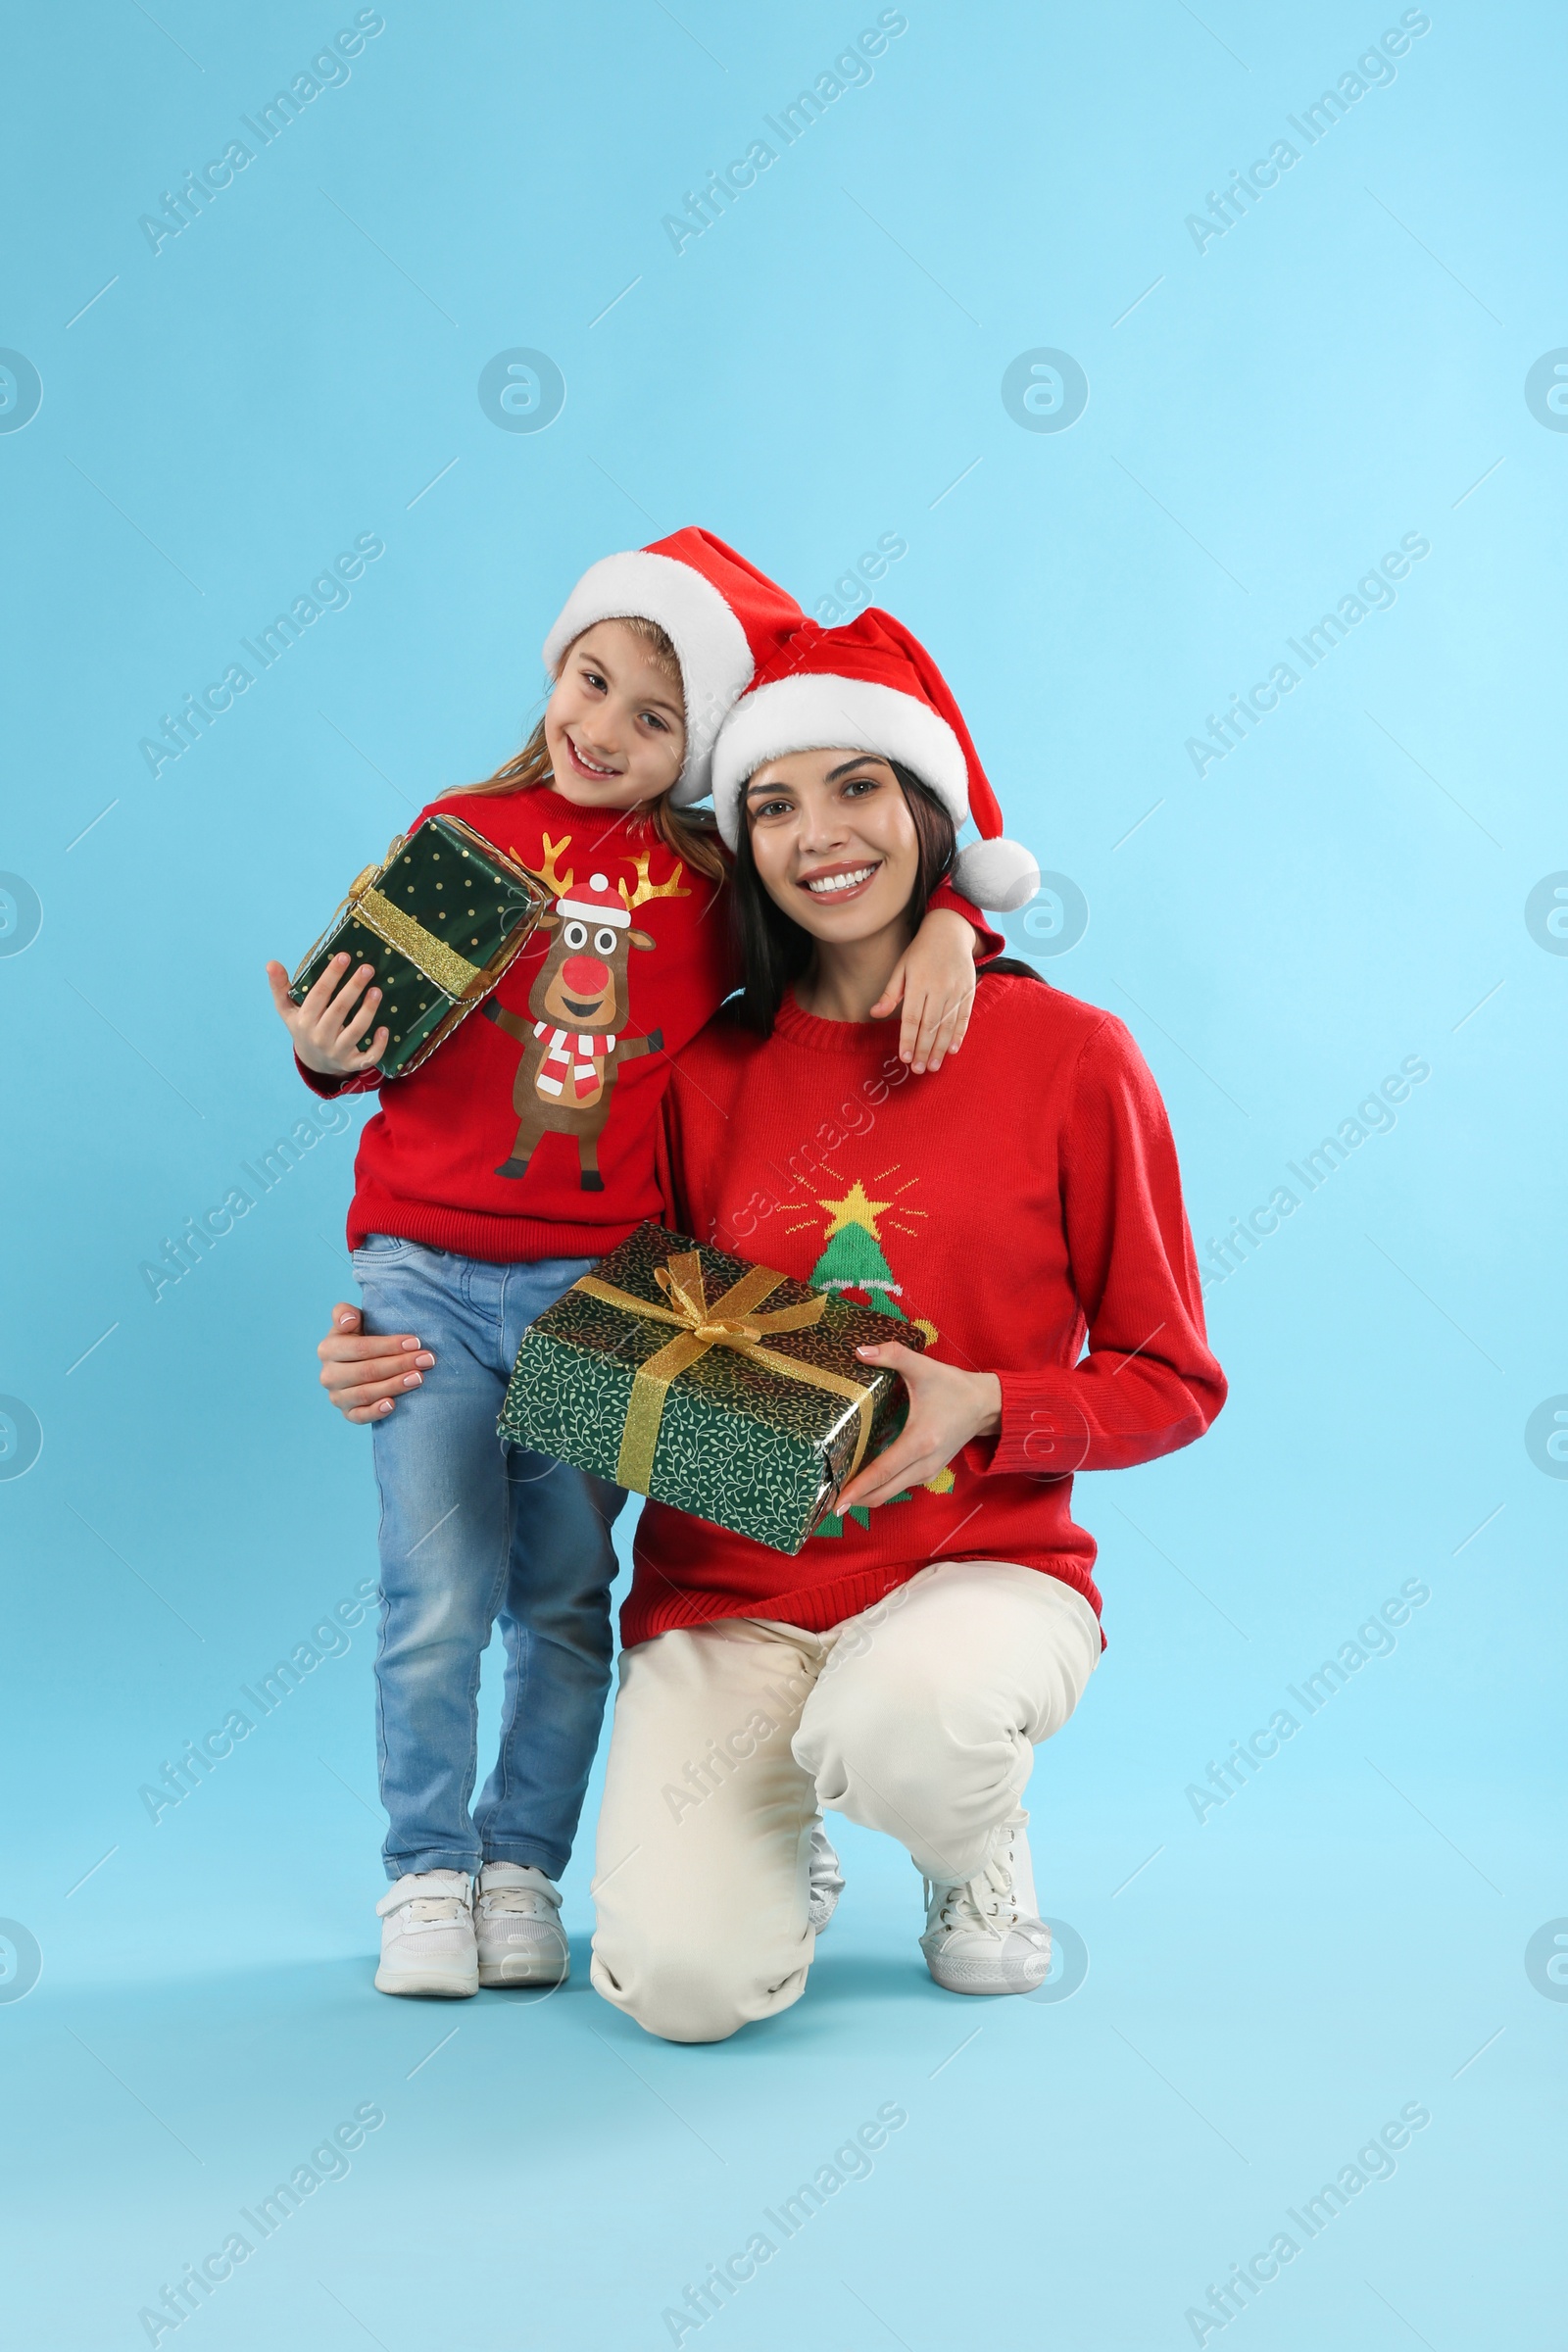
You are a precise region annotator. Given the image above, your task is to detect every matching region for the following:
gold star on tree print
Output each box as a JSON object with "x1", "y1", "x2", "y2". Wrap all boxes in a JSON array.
[{"x1": 797, "y1": 1169, "x2": 956, "y2": 1537}]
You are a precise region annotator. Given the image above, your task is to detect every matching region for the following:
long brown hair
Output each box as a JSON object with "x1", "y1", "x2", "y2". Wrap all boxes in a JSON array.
[{"x1": 461, "y1": 614, "x2": 726, "y2": 882}]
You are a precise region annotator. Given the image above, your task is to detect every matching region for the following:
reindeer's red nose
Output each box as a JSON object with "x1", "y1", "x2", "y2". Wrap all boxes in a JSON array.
[{"x1": 561, "y1": 956, "x2": 610, "y2": 998}]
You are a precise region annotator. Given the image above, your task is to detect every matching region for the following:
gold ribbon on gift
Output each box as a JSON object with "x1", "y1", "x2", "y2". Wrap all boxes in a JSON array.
[
  {"x1": 333, "y1": 844, "x2": 482, "y2": 1001},
  {"x1": 571, "y1": 1251, "x2": 876, "y2": 1495},
  {"x1": 353, "y1": 886, "x2": 481, "y2": 1000}
]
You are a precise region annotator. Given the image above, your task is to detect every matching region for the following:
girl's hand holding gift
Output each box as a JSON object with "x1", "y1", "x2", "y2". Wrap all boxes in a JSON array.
[{"x1": 264, "y1": 952, "x2": 389, "y2": 1077}]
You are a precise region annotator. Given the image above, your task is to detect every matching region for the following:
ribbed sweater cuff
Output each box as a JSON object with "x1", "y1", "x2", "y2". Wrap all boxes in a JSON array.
[
  {"x1": 987, "y1": 1370, "x2": 1094, "y2": 1477},
  {"x1": 295, "y1": 1054, "x2": 376, "y2": 1101},
  {"x1": 990, "y1": 1369, "x2": 1209, "y2": 1475}
]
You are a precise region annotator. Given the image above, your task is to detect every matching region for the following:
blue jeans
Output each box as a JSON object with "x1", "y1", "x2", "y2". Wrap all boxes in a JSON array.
[{"x1": 353, "y1": 1236, "x2": 627, "y2": 1882}]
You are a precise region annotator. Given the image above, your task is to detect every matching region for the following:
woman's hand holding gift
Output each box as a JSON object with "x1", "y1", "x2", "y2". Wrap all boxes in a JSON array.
[
  {"x1": 265, "y1": 953, "x2": 389, "y2": 1077},
  {"x1": 836, "y1": 1340, "x2": 1002, "y2": 1512}
]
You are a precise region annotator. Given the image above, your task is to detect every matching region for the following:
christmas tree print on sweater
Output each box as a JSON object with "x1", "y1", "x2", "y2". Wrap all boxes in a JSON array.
[
  {"x1": 802, "y1": 1174, "x2": 956, "y2": 1538},
  {"x1": 809, "y1": 1180, "x2": 905, "y2": 1311}
]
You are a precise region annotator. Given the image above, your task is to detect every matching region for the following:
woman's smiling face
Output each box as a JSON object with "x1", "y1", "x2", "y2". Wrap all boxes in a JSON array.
[{"x1": 743, "y1": 748, "x2": 922, "y2": 944}]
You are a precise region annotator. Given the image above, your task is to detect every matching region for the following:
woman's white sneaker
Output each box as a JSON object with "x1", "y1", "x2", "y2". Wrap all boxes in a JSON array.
[
  {"x1": 475, "y1": 1862, "x2": 569, "y2": 1986},
  {"x1": 808, "y1": 1817, "x2": 845, "y2": 1936},
  {"x1": 918, "y1": 1812, "x2": 1051, "y2": 1996},
  {"x1": 374, "y1": 1870, "x2": 478, "y2": 1997}
]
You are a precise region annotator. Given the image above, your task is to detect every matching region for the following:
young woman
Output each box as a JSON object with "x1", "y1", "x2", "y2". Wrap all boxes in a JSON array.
[{"x1": 583, "y1": 610, "x2": 1227, "y2": 2040}]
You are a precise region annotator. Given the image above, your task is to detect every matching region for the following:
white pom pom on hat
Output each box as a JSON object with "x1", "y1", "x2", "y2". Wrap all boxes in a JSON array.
[
  {"x1": 709, "y1": 610, "x2": 1041, "y2": 912},
  {"x1": 947, "y1": 833, "x2": 1041, "y2": 914},
  {"x1": 542, "y1": 527, "x2": 806, "y2": 807}
]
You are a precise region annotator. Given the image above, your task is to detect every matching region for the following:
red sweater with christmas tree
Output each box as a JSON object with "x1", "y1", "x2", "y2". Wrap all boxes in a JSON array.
[
  {"x1": 302, "y1": 785, "x2": 1000, "y2": 1263},
  {"x1": 624, "y1": 972, "x2": 1226, "y2": 1646}
]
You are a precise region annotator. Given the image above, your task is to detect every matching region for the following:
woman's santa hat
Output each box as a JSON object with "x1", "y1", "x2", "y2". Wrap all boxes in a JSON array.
[
  {"x1": 709, "y1": 609, "x2": 1041, "y2": 912},
  {"x1": 543, "y1": 527, "x2": 804, "y2": 808}
]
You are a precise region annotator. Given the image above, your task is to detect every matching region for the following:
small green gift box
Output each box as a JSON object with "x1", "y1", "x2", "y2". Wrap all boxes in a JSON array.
[
  {"x1": 498, "y1": 1223, "x2": 921, "y2": 1554},
  {"x1": 290, "y1": 816, "x2": 548, "y2": 1079}
]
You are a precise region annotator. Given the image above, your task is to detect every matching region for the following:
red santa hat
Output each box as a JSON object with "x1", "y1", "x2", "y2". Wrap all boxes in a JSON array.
[
  {"x1": 710, "y1": 609, "x2": 1041, "y2": 912},
  {"x1": 542, "y1": 527, "x2": 804, "y2": 808}
]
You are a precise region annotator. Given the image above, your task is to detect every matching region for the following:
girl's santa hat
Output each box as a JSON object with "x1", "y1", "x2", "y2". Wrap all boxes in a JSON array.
[
  {"x1": 710, "y1": 609, "x2": 1041, "y2": 912},
  {"x1": 543, "y1": 527, "x2": 804, "y2": 807}
]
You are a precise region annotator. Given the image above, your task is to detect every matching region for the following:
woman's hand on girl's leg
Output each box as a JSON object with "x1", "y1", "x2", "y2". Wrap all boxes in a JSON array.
[
  {"x1": 870, "y1": 906, "x2": 978, "y2": 1072},
  {"x1": 836, "y1": 1342, "x2": 1003, "y2": 1512},
  {"x1": 318, "y1": 1303, "x2": 435, "y2": 1423}
]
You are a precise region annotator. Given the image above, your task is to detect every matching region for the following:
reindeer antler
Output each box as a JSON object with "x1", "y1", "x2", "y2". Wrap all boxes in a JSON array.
[
  {"x1": 619, "y1": 849, "x2": 692, "y2": 911},
  {"x1": 534, "y1": 833, "x2": 574, "y2": 901}
]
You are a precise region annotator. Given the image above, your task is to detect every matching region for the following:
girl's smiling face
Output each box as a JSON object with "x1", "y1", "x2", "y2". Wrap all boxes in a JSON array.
[
  {"x1": 743, "y1": 748, "x2": 922, "y2": 944},
  {"x1": 544, "y1": 620, "x2": 687, "y2": 809}
]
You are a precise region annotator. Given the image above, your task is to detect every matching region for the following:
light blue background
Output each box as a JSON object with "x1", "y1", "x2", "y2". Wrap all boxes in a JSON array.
[{"x1": 2, "y1": 4, "x2": 1563, "y2": 2347}]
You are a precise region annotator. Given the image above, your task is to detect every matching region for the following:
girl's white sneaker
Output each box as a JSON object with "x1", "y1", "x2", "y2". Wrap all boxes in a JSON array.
[
  {"x1": 475, "y1": 1862, "x2": 569, "y2": 1986},
  {"x1": 918, "y1": 1812, "x2": 1051, "y2": 1996},
  {"x1": 374, "y1": 1869, "x2": 478, "y2": 1997}
]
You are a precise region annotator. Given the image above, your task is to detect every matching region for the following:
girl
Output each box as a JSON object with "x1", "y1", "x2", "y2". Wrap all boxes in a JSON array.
[
  {"x1": 267, "y1": 533, "x2": 996, "y2": 1998},
  {"x1": 571, "y1": 608, "x2": 1230, "y2": 2040}
]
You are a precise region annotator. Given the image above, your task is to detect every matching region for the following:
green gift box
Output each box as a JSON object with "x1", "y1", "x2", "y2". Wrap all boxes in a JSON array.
[
  {"x1": 498, "y1": 1222, "x2": 921, "y2": 1554},
  {"x1": 290, "y1": 816, "x2": 548, "y2": 1079}
]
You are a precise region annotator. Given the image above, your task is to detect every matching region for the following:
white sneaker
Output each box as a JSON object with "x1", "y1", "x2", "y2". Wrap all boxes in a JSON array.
[
  {"x1": 808, "y1": 1818, "x2": 844, "y2": 1936},
  {"x1": 373, "y1": 1869, "x2": 477, "y2": 1997},
  {"x1": 475, "y1": 1862, "x2": 569, "y2": 1986},
  {"x1": 918, "y1": 1812, "x2": 1051, "y2": 1996}
]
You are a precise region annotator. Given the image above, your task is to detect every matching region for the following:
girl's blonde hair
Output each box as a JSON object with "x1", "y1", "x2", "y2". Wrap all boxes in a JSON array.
[{"x1": 462, "y1": 613, "x2": 726, "y2": 882}]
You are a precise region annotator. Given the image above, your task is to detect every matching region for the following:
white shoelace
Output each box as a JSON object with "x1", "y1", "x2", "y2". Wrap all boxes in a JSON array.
[
  {"x1": 477, "y1": 1886, "x2": 560, "y2": 1920},
  {"x1": 925, "y1": 1841, "x2": 1027, "y2": 1941},
  {"x1": 389, "y1": 1894, "x2": 471, "y2": 1938}
]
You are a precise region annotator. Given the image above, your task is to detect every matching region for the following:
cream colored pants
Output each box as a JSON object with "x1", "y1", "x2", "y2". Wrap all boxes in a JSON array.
[{"x1": 589, "y1": 1559, "x2": 1101, "y2": 2042}]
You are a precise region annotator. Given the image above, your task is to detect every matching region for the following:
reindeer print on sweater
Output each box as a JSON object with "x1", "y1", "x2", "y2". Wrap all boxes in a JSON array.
[{"x1": 484, "y1": 833, "x2": 690, "y2": 1193}]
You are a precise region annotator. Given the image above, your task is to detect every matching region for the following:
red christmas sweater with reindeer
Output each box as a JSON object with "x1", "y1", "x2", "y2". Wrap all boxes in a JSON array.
[
  {"x1": 624, "y1": 973, "x2": 1227, "y2": 1645},
  {"x1": 304, "y1": 785, "x2": 1001, "y2": 1263}
]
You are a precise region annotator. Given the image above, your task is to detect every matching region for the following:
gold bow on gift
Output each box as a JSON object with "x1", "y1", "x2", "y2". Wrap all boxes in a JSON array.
[
  {"x1": 571, "y1": 1250, "x2": 876, "y2": 1495},
  {"x1": 337, "y1": 837, "x2": 484, "y2": 1003}
]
